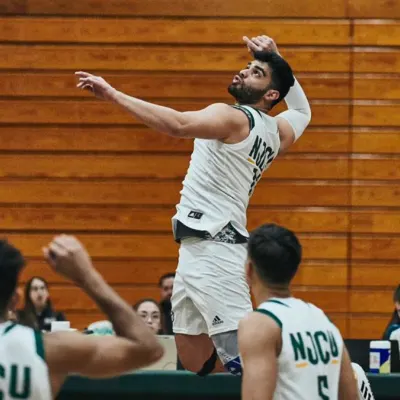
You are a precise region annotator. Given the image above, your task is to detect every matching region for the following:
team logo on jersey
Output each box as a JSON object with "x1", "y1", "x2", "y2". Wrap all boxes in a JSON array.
[
  {"x1": 188, "y1": 210, "x2": 203, "y2": 220},
  {"x1": 290, "y1": 330, "x2": 339, "y2": 367}
]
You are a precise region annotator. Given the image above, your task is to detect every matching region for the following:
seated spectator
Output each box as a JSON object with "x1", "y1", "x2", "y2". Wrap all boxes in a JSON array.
[
  {"x1": 158, "y1": 272, "x2": 175, "y2": 334},
  {"x1": 17, "y1": 276, "x2": 66, "y2": 331},
  {"x1": 134, "y1": 298, "x2": 162, "y2": 334},
  {"x1": 382, "y1": 285, "x2": 400, "y2": 339}
]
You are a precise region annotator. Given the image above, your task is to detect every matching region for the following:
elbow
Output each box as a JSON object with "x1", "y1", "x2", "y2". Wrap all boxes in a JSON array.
[{"x1": 169, "y1": 124, "x2": 190, "y2": 138}]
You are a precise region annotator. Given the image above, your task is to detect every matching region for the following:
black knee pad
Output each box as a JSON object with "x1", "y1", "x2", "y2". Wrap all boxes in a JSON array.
[{"x1": 196, "y1": 347, "x2": 218, "y2": 377}]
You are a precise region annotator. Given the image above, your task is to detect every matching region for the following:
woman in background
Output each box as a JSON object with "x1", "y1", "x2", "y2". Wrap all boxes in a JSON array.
[
  {"x1": 133, "y1": 298, "x2": 163, "y2": 334},
  {"x1": 18, "y1": 276, "x2": 66, "y2": 331},
  {"x1": 382, "y1": 285, "x2": 400, "y2": 339}
]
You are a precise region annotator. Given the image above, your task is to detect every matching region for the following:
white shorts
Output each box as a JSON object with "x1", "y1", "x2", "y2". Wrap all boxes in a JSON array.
[{"x1": 171, "y1": 238, "x2": 252, "y2": 336}]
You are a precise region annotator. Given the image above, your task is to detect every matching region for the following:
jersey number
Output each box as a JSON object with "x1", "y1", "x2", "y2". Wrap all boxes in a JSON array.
[{"x1": 317, "y1": 375, "x2": 329, "y2": 400}]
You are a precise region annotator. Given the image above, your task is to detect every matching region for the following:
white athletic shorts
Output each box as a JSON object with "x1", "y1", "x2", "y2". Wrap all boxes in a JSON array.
[{"x1": 171, "y1": 237, "x2": 253, "y2": 336}]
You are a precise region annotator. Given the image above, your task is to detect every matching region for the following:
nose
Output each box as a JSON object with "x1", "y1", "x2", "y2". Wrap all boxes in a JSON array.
[{"x1": 239, "y1": 68, "x2": 249, "y2": 79}]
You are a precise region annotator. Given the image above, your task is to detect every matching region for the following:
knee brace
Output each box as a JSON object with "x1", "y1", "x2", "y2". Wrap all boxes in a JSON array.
[{"x1": 212, "y1": 330, "x2": 242, "y2": 376}]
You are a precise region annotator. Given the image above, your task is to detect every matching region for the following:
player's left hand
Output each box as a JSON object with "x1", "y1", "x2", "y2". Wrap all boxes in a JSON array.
[
  {"x1": 243, "y1": 35, "x2": 281, "y2": 57},
  {"x1": 75, "y1": 71, "x2": 118, "y2": 101}
]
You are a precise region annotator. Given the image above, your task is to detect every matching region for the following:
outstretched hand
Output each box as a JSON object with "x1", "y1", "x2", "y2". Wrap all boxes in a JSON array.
[
  {"x1": 243, "y1": 35, "x2": 280, "y2": 57},
  {"x1": 75, "y1": 71, "x2": 118, "y2": 101}
]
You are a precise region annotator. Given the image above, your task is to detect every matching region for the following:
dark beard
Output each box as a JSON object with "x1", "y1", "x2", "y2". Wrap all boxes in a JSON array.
[{"x1": 227, "y1": 83, "x2": 267, "y2": 104}]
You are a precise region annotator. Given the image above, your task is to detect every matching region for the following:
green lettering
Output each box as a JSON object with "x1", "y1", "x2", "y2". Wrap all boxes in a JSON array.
[
  {"x1": 0, "y1": 364, "x2": 5, "y2": 400},
  {"x1": 314, "y1": 331, "x2": 330, "y2": 364},
  {"x1": 328, "y1": 332, "x2": 339, "y2": 357},
  {"x1": 290, "y1": 332, "x2": 306, "y2": 361},
  {"x1": 249, "y1": 136, "x2": 262, "y2": 159},
  {"x1": 306, "y1": 331, "x2": 319, "y2": 365},
  {"x1": 10, "y1": 365, "x2": 31, "y2": 399}
]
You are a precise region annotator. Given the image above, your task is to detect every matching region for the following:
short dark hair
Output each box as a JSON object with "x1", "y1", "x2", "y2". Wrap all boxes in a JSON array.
[
  {"x1": 158, "y1": 272, "x2": 175, "y2": 287},
  {"x1": 0, "y1": 240, "x2": 25, "y2": 314},
  {"x1": 248, "y1": 223, "x2": 301, "y2": 285},
  {"x1": 254, "y1": 51, "x2": 295, "y2": 108}
]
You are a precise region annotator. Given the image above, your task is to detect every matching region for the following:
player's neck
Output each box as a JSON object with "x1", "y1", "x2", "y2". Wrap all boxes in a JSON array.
[{"x1": 254, "y1": 284, "x2": 291, "y2": 305}]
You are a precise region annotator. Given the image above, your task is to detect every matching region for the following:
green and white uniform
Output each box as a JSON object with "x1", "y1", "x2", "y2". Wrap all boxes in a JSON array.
[
  {"x1": 0, "y1": 322, "x2": 51, "y2": 400},
  {"x1": 256, "y1": 297, "x2": 344, "y2": 400}
]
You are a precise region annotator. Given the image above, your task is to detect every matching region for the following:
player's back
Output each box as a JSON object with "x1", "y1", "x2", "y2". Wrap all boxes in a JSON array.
[
  {"x1": 257, "y1": 297, "x2": 343, "y2": 400},
  {"x1": 0, "y1": 321, "x2": 52, "y2": 400}
]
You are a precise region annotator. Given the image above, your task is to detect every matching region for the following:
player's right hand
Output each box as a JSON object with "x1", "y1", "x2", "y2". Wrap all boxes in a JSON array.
[
  {"x1": 243, "y1": 35, "x2": 281, "y2": 57},
  {"x1": 43, "y1": 235, "x2": 95, "y2": 285}
]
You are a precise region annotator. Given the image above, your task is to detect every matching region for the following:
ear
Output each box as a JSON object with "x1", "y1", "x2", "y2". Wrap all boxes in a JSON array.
[{"x1": 263, "y1": 88, "x2": 280, "y2": 103}]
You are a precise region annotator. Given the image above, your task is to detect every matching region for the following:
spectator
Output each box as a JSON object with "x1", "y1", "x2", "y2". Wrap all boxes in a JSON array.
[
  {"x1": 17, "y1": 276, "x2": 66, "y2": 331},
  {"x1": 134, "y1": 298, "x2": 162, "y2": 334},
  {"x1": 382, "y1": 285, "x2": 400, "y2": 339},
  {"x1": 158, "y1": 273, "x2": 175, "y2": 334}
]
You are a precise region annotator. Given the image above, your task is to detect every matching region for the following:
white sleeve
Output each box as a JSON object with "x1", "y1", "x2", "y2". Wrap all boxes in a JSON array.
[{"x1": 276, "y1": 78, "x2": 311, "y2": 142}]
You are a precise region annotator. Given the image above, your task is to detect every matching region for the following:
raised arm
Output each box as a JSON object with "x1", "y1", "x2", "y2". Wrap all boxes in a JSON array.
[
  {"x1": 243, "y1": 35, "x2": 311, "y2": 153},
  {"x1": 75, "y1": 72, "x2": 249, "y2": 141},
  {"x1": 239, "y1": 312, "x2": 281, "y2": 400},
  {"x1": 42, "y1": 235, "x2": 164, "y2": 394}
]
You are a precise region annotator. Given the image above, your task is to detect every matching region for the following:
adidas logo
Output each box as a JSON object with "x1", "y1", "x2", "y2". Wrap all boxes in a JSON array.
[{"x1": 212, "y1": 316, "x2": 224, "y2": 326}]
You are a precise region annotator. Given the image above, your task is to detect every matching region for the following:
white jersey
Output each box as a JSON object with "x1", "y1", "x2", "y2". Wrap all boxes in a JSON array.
[
  {"x1": 173, "y1": 105, "x2": 280, "y2": 238},
  {"x1": 256, "y1": 297, "x2": 344, "y2": 400},
  {"x1": 0, "y1": 322, "x2": 52, "y2": 400}
]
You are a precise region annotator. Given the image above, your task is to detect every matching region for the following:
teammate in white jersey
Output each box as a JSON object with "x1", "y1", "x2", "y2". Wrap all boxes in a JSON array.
[
  {"x1": 75, "y1": 35, "x2": 311, "y2": 375},
  {"x1": 0, "y1": 236, "x2": 163, "y2": 399},
  {"x1": 239, "y1": 223, "x2": 359, "y2": 399}
]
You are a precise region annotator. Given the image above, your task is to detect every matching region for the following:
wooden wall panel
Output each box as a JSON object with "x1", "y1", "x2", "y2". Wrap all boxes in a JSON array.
[
  {"x1": 353, "y1": 21, "x2": 400, "y2": 46},
  {"x1": 350, "y1": 291, "x2": 393, "y2": 313},
  {"x1": 0, "y1": 181, "x2": 350, "y2": 206},
  {"x1": 348, "y1": 316, "x2": 389, "y2": 339},
  {"x1": 352, "y1": 185, "x2": 400, "y2": 207},
  {"x1": 21, "y1": 259, "x2": 178, "y2": 285},
  {"x1": 352, "y1": 157, "x2": 400, "y2": 180},
  {"x1": 0, "y1": 18, "x2": 350, "y2": 45},
  {"x1": 0, "y1": 45, "x2": 351, "y2": 72},
  {"x1": 352, "y1": 237, "x2": 400, "y2": 261},
  {"x1": 0, "y1": 154, "x2": 349, "y2": 180},
  {"x1": 351, "y1": 263, "x2": 400, "y2": 287},
  {"x1": 353, "y1": 75, "x2": 400, "y2": 100},
  {"x1": 352, "y1": 211, "x2": 400, "y2": 233},
  {"x1": 353, "y1": 49, "x2": 400, "y2": 73},
  {"x1": 20, "y1": 260, "x2": 347, "y2": 287},
  {"x1": 1, "y1": 4, "x2": 397, "y2": 339},
  {"x1": 1, "y1": 206, "x2": 349, "y2": 233},
  {"x1": 7, "y1": 233, "x2": 347, "y2": 260},
  {"x1": 0, "y1": 72, "x2": 350, "y2": 100},
  {"x1": 22, "y1": 0, "x2": 348, "y2": 18},
  {"x1": 349, "y1": 0, "x2": 400, "y2": 18},
  {"x1": 353, "y1": 103, "x2": 400, "y2": 127},
  {"x1": 352, "y1": 129, "x2": 400, "y2": 154},
  {"x1": 0, "y1": 100, "x2": 350, "y2": 126},
  {"x1": 0, "y1": 127, "x2": 350, "y2": 153}
]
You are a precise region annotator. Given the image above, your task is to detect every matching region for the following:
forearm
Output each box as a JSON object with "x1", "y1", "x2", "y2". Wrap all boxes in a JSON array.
[
  {"x1": 111, "y1": 91, "x2": 185, "y2": 136},
  {"x1": 82, "y1": 271, "x2": 157, "y2": 348},
  {"x1": 277, "y1": 78, "x2": 311, "y2": 141}
]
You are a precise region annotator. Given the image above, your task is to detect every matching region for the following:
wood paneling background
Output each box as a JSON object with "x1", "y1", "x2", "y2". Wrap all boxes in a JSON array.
[{"x1": 2, "y1": 1, "x2": 399, "y2": 338}]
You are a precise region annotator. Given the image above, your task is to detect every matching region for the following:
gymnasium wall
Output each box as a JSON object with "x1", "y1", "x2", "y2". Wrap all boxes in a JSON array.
[{"x1": 1, "y1": 1, "x2": 399, "y2": 338}]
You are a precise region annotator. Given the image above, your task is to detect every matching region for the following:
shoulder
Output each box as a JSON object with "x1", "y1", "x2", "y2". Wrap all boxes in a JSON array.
[{"x1": 239, "y1": 311, "x2": 281, "y2": 349}]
